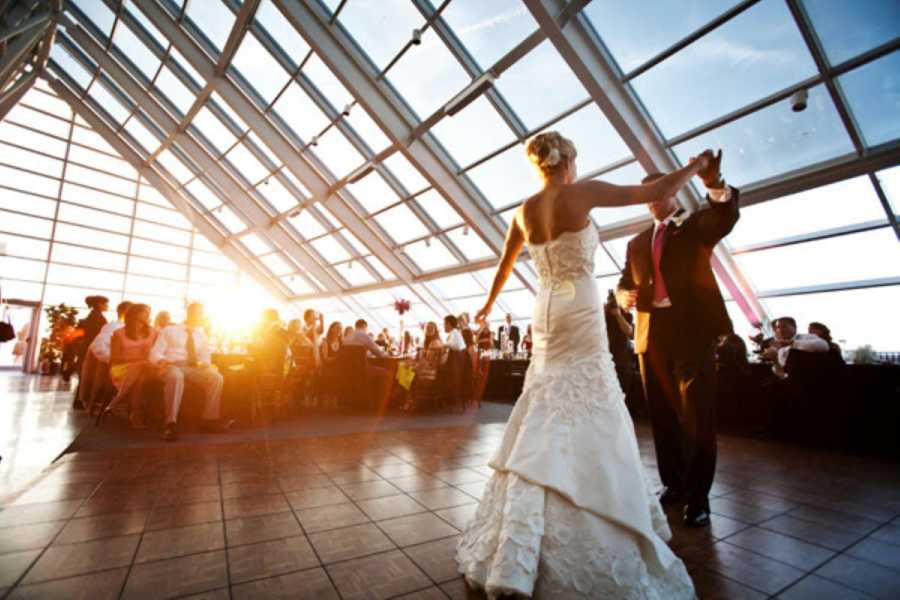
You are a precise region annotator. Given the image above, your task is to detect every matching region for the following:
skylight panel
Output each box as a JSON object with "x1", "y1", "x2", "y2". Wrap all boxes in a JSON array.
[
  {"x1": 631, "y1": 0, "x2": 817, "y2": 138},
  {"x1": 403, "y1": 237, "x2": 457, "y2": 271},
  {"x1": 71, "y1": 0, "x2": 116, "y2": 41},
  {"x1": 728, "y1": 176, "x2": 888, "y2": 248},
  {"x1": 124, "y1": 116, "x2": 161, "y2": 155},
  {"x1": 184, "y1": 0, "x2": 235, "y2": 55},
  {"x1": 190, "y1": 106, "x2": 237, "y2": 155},
  {"x1": 386, "y1": 27, "x2": 471, "y2": 119},
  {"x1": 414, "y1": 190, "x2": 463, "y2": 229},
  {"x1": 239, "y1": 232, "x2": 271, "y2": 255},
  {"x1": 345, "y1": 105, "x2": 391, "y2": 154},
  {"x1": 288, "y1": 209, "x2": 326, "y2": 239},
  {"x1": 302, "y1": 53, "x2": 355, "y2": 110},
  {"x1": 337, "y1": 0, "x2": 423, "y2": 71},
  {"x1": 212, "y1": 205, "x2": 248, "y2": 234},
  {"x1": 876, "y1": 166, "x2": 900, "y2": 215},
  {"x1": 155, "y1": 149, "x2": 194, "y2": 184},
  {"x1": 541, "y1": 104, "x2": 630, "y2": 174},
  {"x1": 383, "y1": 153, "x2": 429, "y2": 194},
  {"x1": 260, "y1": 252, "x2": 292, "y2": 276},
  {"x1": 113, "y1": 22, "x2": 161, "y2": 81},
  {"x1": 374, "y1": 204, "x2": 429, "y2": 245},
  {"x1": 839, "y1": 51, "x2": 900, "y2": 148},
  {"x1": 257, "y1": 176, "x2": 297, "y2": 212},
  {"x1": 431, "y1": 96, "x2": 516, "y2": 168},
  {"x1": 154, "y1": 66, "x2": 196, "y2": 117},
  {"x1": 445, "y1": 226, "x2": 495, "y2": 260},
  {"x1": 801, "y1": 0, "x2": 900, "y2": 66},
  {"x1": 346, "y1": 170, "x2": 400, "y2": 213},
  {"x1": 494, "y1": 40, "x2": 589, "y2": 130},
  {"x1": 442, "y1": 0, "x2": 538, "y2": 70},
  {"x1": 50, "y1": 45, "x2": 93, "y2": 90},
  {"x1": 88, "y1": 82, "x2": 130, "y2": 125},
  {"x1": 672, "y1": 84, "x2": 853, "y2": 187},
  {"x1": 465, "y1": 144, "x2": 538, "y2": 209},
  {"x1": 186, "y1": 178, "x2": 223, "y2": 211},
  {"x1": 230, "y1": 34, "x2": 290, "y2": 105},
  {"x1": 254, "y1": 0, "x2": 311, "y2": 69},
  {"x1": 311, "y1": 234, "x2": 351, "y2": 263},
  {"x1": 273, "y1": 82, "x2": 331, "y2": 141},
  {"x1": 335, "y1": 261, "x2": 376, "y2": 286},
  {"x1": 225, "y1": 143, "x2": 270, "y2": 185}
]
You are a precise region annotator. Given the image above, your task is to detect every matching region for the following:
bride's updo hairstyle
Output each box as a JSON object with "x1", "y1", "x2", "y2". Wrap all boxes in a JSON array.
[{"x1": 526, "y1": 131, "x2": 577, "y2": 180}]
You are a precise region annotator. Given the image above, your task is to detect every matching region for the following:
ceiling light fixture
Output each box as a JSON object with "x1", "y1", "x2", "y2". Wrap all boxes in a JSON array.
[
  {"x1": 425, "y1": 237, "x2": 432, "y2": 248},
  {"x1": 411, "y1": 28, "x2": 422, "y2": 45},
  {"x1": 342, "y1": 102, "x2": 353, "y2": 116},
  {"x1": 463, "y1": 225, "x2": 469, "y2": 236}
]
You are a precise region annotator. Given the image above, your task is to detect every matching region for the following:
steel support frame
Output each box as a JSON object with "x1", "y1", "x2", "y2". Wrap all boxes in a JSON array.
[
  {"x1": 131, "y1": 0, "x2": 457, "y2": 321},
  {"x1": 523, "y1": 0, "x2": 769, "y2": 328},
  {"x1": 59, "y1": 23, "x2": 351, "y2": 301}
]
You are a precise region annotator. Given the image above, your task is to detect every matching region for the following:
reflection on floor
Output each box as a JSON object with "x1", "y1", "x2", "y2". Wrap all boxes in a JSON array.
[
  {"x1": 0, "y1": 374, "x2": 88, "y2": 503},
  {"x1": 0, "y1": 374, "x2": 899, "y2": 599}
]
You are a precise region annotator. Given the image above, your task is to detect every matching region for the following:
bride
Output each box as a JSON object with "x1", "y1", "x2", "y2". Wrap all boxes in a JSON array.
[{"x1": 457, "y1": 132, "x2": 712, "y2": 599}]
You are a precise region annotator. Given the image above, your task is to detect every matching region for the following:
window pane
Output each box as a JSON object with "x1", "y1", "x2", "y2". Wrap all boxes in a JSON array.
[
  {"x1": 632, "y1": 0, "x2": 817, "y2": 138},
  {"x1": 58, "y1": 203, "x2": 131, "y2": 234},
  {"x1": 312, "y1": 128, "x2": 365, "y2": 179},
  {"x1": 403, "y1": 237, "x2": 457, "y2": 271},
  {"x1": 52, "y1": 243, "x2": 125, "y2": 271},
  {"x1": 128, "y1": 256, "x2": 187, "y2": 280},
  {"x1": 735, "y1": 229, "x2": 899, "y2": 292},
  {"x1": 239, "y1": 233, "x2": 271, "y2": 255},
  {"x1": 186, "y1": 178, "x2": 223, "y2": 211},
  {"x1": 155, "y1": 150, "x2": 194, "y2": 184},
  {"x1": 445, "y1": 226, "x2": 494, "y2": 260},
  {"x1": 494, "y1": 40, "x2": 588, "y2": 130},
  {"x1": 261, "y1": 253, "x2": 292, "y2": 276},
  {"x1": 289, "y1": 209, "x2": 326, "y2": 239},
  {"x1": 497, "y1": 289, "x2": 534, "y2": 318},
  {"x1": 728, "y1": 176, "x2": 888, "y2": 248},
  {"x1": 191, "y1": 250, "x2": 234, "y2": 271},
  {"x1": 258, "y1": 177, "x2": 298, "y2": 212},
  {"x1": 415, "y1": 190, "x2": 463, "y2": 229},
  {"x1": 335, "y1": 262, "x2": 376, "y2": 286},
  {"x1": 47, "y1": 263, "x2": 124, "y2": 290},
  {"x1": 387, "y1": 27, "x2": 471, "y2": 119},
  {"x1": 673, "y1": 84, "x2": 854, "y2": 187},
  {"x1": 230, "y1": 34, "x2": 289, "y2": 105},
  {"x1": 191, "y1": 106, "x2": 236, "y2": 155},
  {"x1": 113, "y1": 23, "x2": 161, "y2": 80},
  {"x1": 802, "y1": 0, "x2": 900, "y2": 65},
  {"x1": 0, "y1": 234, "x2": 49, "y2": 260},
  {"x1": 225, "y1": 143, "x2": 270, "y2": 185},
  {"x1": 137, "y1": 203, "x2": 191, "y2": 229},
  {"x1": 0, "y1": 210, "x2": 52, "y2": 240},
  {"x1": 254, "y1": 0, "x2": 310, "y2": 67},
  {"x1": 50, "y1": 45, "x2": 94, "y2": 90},
  {"x1": 133, "y1": 220, "x2": 191, "y2": 246},
  {"x1": 71, "y1": 126, "x2": 117, "y2": 155},
  {"x1": 545, "y1": 104, "x2": 630, "y2": 174},
  {"x1": 185, "y1": 0, "x2": 234, "y2": 54},
  {"x1": 0, "y1": 143, "x2": 63, "y2": 178},
  {"x1": 282, "y1": 274, "x2": 315, "y2": 295},
  {"x1": 72, "y1": 0, "x2": 116, "y2": 39},
  {"x1": 839, "y1": 50, "x2": 900, "y2": 148},
  {"x1": 303, "y1": 54, "x2": 354, "y2": 110},
  {"x1": 442, "y1": 0, "x2": 538, "y2": 70},
  {"x1": 273, "y1": 82, "x2": 331, "y2": 142},
  {"x1": 124, "y1": 116, "x2": 161, "y2": 155},
  {"x1": 7, "y1": 104, "x2": 70, "y2": 138},
  {"x1": 876, "y1": 165, "x2": 900, "y2": 215},
  {"x1": 347, "y1": 170, "x2": 400, "y2": 213},
  {"x1": 0, "y1": 255, "x2": 45, "y2": 281},
  {"x1": 0, "y1": 165, "x2": 59, "y2": 197},
  {"x1": 1, "y1": 122, "x2": 67, "y2": 158},
  {"x1": 466, "y1": 144, "x2": 537, "y2": 209},
  {"x1": 431, "y1": 97, "x2": 516, "y2": 168},
  {"x1": 339, "y1": 0, "x2": 422, "y2": 71},
  {"x1": 126, "y1": 273, "x2": 186, "y2": 297},
  {"x1": 764, "y1": 286, "x2": 899, "y2": 352},
  {"x1": 55, "y1": 223, "x2": 129, "y2": 252},
  {"x1": 428, "y1": 273, "x2": 484, "y2": 298},
  {"x1": 131, "y1": 237, "x2": 189, "y2": 263},
  {"x1": 311, "y1": 235, "x2": 350, "y2": 263},
  {"x1": 383, "y1": 152, "x2": 429, "y2": 194},
  {"x1": 212, "y1": 206, "x2": 248, "y2": 234},
  {"x1": 67, "y1": 145, "x2": 135, "y2": 180},
  {"x1": 0, "y1": 189, "x2": 56, "y2": 218},
  {"x1": 374, "y1": 204, "x2": 429, "y2": 244},
  {"x1": 366, "y1": 256, "x2": 395, "y2": 280},
  {"x1": 154, "y1": 66, "x2": 196, "y2": 117},
  {"x1": 345, "y1": 105, "x2": 391, "y2": 154}
]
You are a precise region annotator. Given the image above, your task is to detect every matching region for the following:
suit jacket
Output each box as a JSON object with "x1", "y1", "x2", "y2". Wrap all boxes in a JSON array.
[
  {"x1": 77, "y1": 310, "x2": 107, "y2": 359},
  {"x1": 496, "y1": 324, "x2": 520, "y2": 351},
  {"x1": 617, "y1": 188, "x2": 740, "y2": 357}
]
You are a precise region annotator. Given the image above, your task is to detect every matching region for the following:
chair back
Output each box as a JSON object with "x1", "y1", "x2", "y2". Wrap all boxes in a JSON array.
[{"x1": 335, "y1": 345, "x2": 368, "y2": 407}]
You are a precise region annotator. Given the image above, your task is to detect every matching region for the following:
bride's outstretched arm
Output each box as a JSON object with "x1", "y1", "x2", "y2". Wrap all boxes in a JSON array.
[
  {"x1": 570, "y1": 151, "x2": 712, "y2": 210},
  {"x1": 476, "y1": 216, "x2": 525, "y2": 323}
]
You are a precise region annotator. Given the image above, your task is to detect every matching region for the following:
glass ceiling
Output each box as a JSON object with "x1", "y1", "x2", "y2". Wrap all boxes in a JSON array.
[{"x1": 2, "y1": 0, "x2": 897, "y2": 350}]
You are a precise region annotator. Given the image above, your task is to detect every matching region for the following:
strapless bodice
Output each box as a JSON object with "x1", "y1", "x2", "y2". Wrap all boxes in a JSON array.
[{"x1": 528, "y1": 224, "x2": 598, "y2": 289}]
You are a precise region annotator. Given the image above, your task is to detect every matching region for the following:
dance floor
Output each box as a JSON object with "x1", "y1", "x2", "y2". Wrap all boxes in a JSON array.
[{"x1": 1, "y1": 374, "x2": 899, "y2": 599}]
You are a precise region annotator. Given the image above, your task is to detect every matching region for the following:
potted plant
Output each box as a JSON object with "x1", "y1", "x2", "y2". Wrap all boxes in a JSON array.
[{"x1": 41, "y1": 303, "x2": 78, "y2": 375}]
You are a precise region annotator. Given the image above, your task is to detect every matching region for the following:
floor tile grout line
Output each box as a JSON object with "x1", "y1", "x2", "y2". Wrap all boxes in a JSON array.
[
  {"x1": 114, "y1": 506, "x2": 153, "y2": 600},
  {"x1": 216, "y1": 459, "x2": 235, "y2": 600}
]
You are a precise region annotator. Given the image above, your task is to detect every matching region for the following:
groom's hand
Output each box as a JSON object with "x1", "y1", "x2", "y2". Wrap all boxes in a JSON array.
[
  {"x1": 616, "y1": 288, "x2": 637, "y2": 311},
  {"x1": 697, "y1": 149, "x2": 723, "y2": 188}
]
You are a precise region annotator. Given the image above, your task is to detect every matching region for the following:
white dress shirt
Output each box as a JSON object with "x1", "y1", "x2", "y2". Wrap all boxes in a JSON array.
[
  {"x1": 776, "y1": 333, "x2": 829, "y2": 367},
  {"x1": 90, "y1": 321, "x2": 124, "y2": 363},
  {"x1": 650, "y1": 183, "x2": 732, "y2": 308},
  {"x1": 445, "y1": 328, "x2": 466, "y2": 351},
  {"x1": 149, "y1": 324, "x2": 212, "y2": 366}
]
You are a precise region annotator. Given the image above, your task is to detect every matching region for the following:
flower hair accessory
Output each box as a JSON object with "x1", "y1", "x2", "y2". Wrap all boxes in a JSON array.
[{"x1": 542, "y1": 147, "x2": 561, "y2": 167}]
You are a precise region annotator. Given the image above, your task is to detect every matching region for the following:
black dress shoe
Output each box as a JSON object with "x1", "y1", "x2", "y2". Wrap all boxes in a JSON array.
[
  {"x1": 659, "y1": 487, "x2": 685, "y2": 506},
  {"x1": 684, "y1": 504, "x2": 711, "y2": 528}
]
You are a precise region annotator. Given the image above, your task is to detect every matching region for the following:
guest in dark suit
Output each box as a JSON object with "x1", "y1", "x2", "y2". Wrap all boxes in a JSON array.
[
  {"x1": 616, "y1": 150, "x2": 738, "y2": 527},
  {"x1": 496, "y1": 314, "x2": 520, "y2": 353},
  {"x1": 808, "y1": 322, "x2": 845, "y2": 367},
  {"x1": 71, "y1": 295, "x2": 108, "y2": 406}
]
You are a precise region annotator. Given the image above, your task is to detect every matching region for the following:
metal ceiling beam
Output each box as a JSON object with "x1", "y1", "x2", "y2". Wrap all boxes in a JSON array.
[
  {"x1": 0, "y1": 10, "x2": 49, "y2": 82},
  {"x1": 132, "y1": 0, "x2": 419, "y2": 287},
  {"x1": 130, "y1": 0, "x2": 461, "y2": 321},
  {"x1": 47, "y1": 74, "x2": 289, "y2": 304},
  {"x1": 523, "y1": 0, "x2": 769, "y2": 329},
  {"x1": 273, "y1": 0, "x2": 509, "y2": 259},
  {"x1": 59, "y1": 23, "x2": 351, "y2": 299}
]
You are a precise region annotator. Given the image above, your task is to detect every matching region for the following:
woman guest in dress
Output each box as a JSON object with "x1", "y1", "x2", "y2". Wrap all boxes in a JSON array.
[
  {"x1": 402, "y1": 321, "x2": 444, "y2": 412},
  {"x1": 476, "y1": 319, "x2": 493, "y2": 351},
  {"x1": 318, "y1": 321, "x2": 343, "y2": 408},
  {"x1": 105, "y1": 304, "x2": 157, "y2": 428}
]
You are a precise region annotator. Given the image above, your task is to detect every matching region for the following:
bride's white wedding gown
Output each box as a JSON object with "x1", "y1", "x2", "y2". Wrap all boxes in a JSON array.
[{"x1": 457, "y1": 224, "x2": 696, "y2": 599}]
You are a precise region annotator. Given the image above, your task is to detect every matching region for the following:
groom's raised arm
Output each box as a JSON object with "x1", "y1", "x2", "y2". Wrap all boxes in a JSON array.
[{"x1": 695, "y1": 186, "x2": 739, "y2": 246}]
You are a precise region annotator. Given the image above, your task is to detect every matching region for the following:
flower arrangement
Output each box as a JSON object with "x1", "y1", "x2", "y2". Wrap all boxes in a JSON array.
[{"x1": 393, "y1": 299, "x2": 411, "y2": 316}]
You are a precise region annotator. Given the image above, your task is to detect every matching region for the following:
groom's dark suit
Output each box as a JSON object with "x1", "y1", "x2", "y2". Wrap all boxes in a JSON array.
[{"x1": 617, "y1": 188, "x2": 739, "y2": 511}]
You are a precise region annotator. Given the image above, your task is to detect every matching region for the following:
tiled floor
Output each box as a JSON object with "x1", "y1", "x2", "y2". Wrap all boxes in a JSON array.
[{"x1": 1, "y1": 375, "x2": 899, "y2": 599}]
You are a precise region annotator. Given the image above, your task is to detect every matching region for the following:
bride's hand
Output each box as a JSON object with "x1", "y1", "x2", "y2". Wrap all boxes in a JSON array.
[
  {"x1": 688, "y1": 150, "x2": 713, "y2": 173},
  {"x1": 475, "y1": 305, "x2": 492, "y2": 325}
]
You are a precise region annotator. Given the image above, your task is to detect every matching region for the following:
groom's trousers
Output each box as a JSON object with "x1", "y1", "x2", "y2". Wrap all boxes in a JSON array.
[{"x1": 638, "y1": 308, "x2": 718, "y2": 507}]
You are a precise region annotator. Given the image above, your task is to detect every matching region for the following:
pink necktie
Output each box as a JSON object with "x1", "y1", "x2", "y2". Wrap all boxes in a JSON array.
[{"x1": 652, "y1": 223, "x2": 669, "y2": 305}]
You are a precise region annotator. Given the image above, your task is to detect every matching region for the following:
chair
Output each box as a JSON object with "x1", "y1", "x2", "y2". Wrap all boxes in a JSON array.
[
  {"x1": 334, "y1": 345, "x2": 368, "y2": 410},
  {"x1": 252, "y1": 330, "x2": 289, "y2": 422},
  {"x1": 440, "y1": 349, "x2": 473, "y2": 413},
  {"x1": 286, "y1": 344, "x2": 317, "y2": 410}
]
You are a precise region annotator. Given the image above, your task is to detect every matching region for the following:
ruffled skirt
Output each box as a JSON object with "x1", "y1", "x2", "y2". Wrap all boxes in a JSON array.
[{"x1": 457, "y1": 471, "x2": 695, "y2": 599}]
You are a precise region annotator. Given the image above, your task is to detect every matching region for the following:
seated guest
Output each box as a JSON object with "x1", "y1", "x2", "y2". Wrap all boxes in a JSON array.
[
  {"x1": 76, "y1": 301, "x2": 131, "y2": 412},
  {"x1": 402, "y1": 322, "x2": 444, "y2": 411},
  {"x1": 401, "y1": 330, "x2": 413, "y2": 356},
  {"x1": 476, "y1": 320, "x2": 493, "y2": 351},
  {"x1": 444, "y1": 315, "x2": 466, "y2": 352},
  {"x1": 809, "y1": 321, "x2": 845, "y2": 365},
  {"x1": 154, "y1": 311, "x2": 171, "y2": 331},
  {"x1": 318, "y1": 321, "x2": 343, "y2": 407},
  {"x1": 150, "y1": 303, "x2": 231, "y2": 441},
  {"x1": 458, "y1": 312, "x2": 472, "y2": 332},
  {"x1": 343, "y1": 319, "x2": 388, "y2": 403},
  {"x1": 375, "y1": 332, "x2": 389, "y2": 350},
  {"x1": 762, "y1": 316, "x2": 829, "y2": 378},
  {"x1": 106, "y1": 304, "x2": 157, "y2": 428},
  {"x1": 343, "y1": 325, "x2": 354, "y2": 339},
  {"x1": 320, "y1": 321, "x2": 343, "y2": 363}
]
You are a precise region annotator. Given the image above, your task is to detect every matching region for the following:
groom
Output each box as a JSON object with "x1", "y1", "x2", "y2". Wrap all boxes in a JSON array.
[{"x1": 616, "y1": 151, "x2": 739, "y2": 527}]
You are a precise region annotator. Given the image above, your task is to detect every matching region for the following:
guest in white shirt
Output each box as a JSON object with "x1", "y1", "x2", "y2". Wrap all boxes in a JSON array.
[
  {"x1": 149, "y1": 303, "x2": 229, "y2": 441},
  {"x1": 763, "y1": 316, "x2": 829, "y2": 378},
  {"x1": 444, "y1": 315, "x2": 467, "y2": 351},
  {"x1": 76, "y1": 301, "x2": 131, "y2": 412}
]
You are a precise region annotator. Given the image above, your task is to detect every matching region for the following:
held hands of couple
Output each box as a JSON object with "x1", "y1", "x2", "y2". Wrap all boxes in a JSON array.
[
  {"x1": 690, "y1": 149, "x2": 724, "y2": 188},
  {"x1": 616, "y1": 288, "x2": 638, "y2": 311}
]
